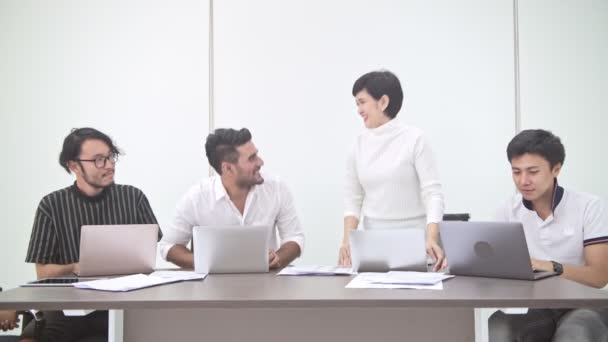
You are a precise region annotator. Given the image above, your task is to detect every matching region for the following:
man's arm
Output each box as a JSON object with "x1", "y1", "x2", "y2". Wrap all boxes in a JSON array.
[
  {"x1": 273, "y1": 181, "x2": 305, "y2": 267},
  {"x1": 166, "y1": 244, "x2": 195, "y2": 269},
  {"x1": 531, "y1": 243, "x2": 608, "y2": 288},
  {"x1": 159, "y1": 188, "x2": 198, "y2": 268},
  {"x1": 270, "y1": 241, "x2": 301, "y2": 269},
  {"x1": 28, "y1": 202, "x2": 73, "y2": 279},
  {"x1": 137, "y1": 191, "x2": 161, "y2": 239},
  {"x1": 35, "y1": 263, "x2": 77, "y2": 279}
]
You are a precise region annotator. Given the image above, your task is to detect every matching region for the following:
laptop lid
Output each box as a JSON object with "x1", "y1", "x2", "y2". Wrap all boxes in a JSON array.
[
  {"x1": 76, "y1": 224, "x2": 158, "y2": 277},
  {"x1": 440, "y1": 221, "x2": 555, "y2": 280},
  {"x1": 193, "y1": 225, "x2": 270, "y2": 274},
  {"x1": 349, "y1": 228, "x2": 428, "y2": 273}
]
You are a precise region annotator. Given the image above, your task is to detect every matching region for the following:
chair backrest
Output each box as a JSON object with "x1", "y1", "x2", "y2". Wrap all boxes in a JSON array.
[
  {"x1": 437, "y1": 213, "x2": 470, "y2": 248},
  {"x1": 442, "y1": 213, "x2": 470, "y2": 221}
]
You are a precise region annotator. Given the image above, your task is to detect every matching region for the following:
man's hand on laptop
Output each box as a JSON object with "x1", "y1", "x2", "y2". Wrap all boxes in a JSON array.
[
  {"x1": 72, "y1": 263, "x2": 80, "y2": 275},
  {"x1": 269, "y1": 249, "x2": 281, "y2": 269},
  {"x1": 35, "y1": 263, "x2": 79, "y2": 279},
  {"x1": 530, "y1": 258, "x2": 552, "y2": 272}
]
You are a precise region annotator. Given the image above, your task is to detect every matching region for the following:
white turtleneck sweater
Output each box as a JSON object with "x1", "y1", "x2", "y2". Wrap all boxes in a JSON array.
[{"x1": 344, "y1": 118, "x2": 444, "y2": 227}]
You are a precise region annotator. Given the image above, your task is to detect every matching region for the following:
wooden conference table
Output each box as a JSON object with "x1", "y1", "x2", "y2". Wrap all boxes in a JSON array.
[{"x1": 1, "y1": 272, "x2": 607, "y2": 342}]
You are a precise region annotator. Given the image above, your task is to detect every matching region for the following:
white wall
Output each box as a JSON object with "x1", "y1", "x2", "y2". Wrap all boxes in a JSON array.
[
  {"x1": 214, "y1": 0, "x2": 516, "y2": 264},
  {"x1": 518, "y1": 0, "x2": 608, "y2": 198},
  {"x1": 0, "y1": 0, "x2": 209, "y2": 290}
]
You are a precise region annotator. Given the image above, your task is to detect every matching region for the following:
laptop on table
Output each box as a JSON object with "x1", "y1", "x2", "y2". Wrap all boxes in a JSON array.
[
  {"x1": 439, "y1": 221, "x2": 556, "y2": 280},
  {"x1": 349, "y1": 228, "x2": 428, "y2": 273},
  {"x1": 76, "y1": 224, "x2": 159, "y2": 277},
  {"x1": 193, "y1": 225, "x2": 270, "y2": 274}
]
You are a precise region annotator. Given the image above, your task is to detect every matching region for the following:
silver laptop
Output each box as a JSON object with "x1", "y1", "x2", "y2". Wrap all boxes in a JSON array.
[
  {"x1": 440, "y1": 221, "x2": 556, "y2": 280},
  {"x1": 349, "y1": 228, "x2": 428, "y2": 272},
  {"x1": 76, "y1": 224, "x2": 159, "y2": 277},
  {"x1": 193, "y1": 225, "x2": 270, "y2": 274}
]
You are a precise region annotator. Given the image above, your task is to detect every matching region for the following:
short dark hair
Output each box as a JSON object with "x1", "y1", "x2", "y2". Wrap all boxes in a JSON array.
[
  {"x1": 352, "y1": 70, "x2": 404, "y2": 119},
  {"x1": 59, "y1": 128, "x2": 121, "y2": 173},
  {"x1": 205, "y1": 128, "x2": 252, "y2": 174},
  {"x1": 507, "y1": 129, "x2": 565, "y2": 168}
]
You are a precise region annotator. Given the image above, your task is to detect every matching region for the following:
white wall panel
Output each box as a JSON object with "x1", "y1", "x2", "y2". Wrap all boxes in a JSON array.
[
  {"x1": 214, "y1": 0, "x2": 516, "y2": 264},
  {"x1": 519, "y1": 0, "x2": 608, "y2": 198},
  {"x1": 0, "y1": 0, "x2": 209, "y2": 289}
]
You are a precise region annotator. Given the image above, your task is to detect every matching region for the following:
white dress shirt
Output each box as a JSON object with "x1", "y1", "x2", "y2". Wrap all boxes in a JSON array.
[
  {"x1": 496, "y1": 187, "x2": 608, "y2": 266},
  {"x1": 344, "y1": 118, "x2": 444, "y2": 227},
  {"x1": 159, "y1": 174, "x2": 305, "y2": 260}
]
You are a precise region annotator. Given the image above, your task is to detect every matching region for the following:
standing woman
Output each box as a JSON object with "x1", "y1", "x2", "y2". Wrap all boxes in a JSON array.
[{"x1": 339, "y1": 70, "x2": 446, "y2": 271}]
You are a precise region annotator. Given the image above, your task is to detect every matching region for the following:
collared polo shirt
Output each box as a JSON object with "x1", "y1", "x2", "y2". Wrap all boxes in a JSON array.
[{"x1": 496, "y1": 185, "x2": 608, "y2": 266}]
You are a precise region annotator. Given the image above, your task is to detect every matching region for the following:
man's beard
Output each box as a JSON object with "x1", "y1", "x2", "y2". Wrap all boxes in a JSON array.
[
  {"x1": 81, "y1": 168, "x2": 114, "y2": 189},
  {"x1": 235, "y1": 172, "x2": 264, "y2": 188}
]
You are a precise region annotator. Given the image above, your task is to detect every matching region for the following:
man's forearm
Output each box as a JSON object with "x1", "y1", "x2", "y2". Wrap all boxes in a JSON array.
[
  {"x1": 563, "y1": 264, "x2": 608, "y2": 289},
  {"x1": 276, "y1": 241, "x2": 301, "y2": 267},
  {"x1": 166, "y1": 244, "x2": 195, "y2": 269},
  {"x1": 533, "y1": 259, "x2": 608, "y2": 289},
  {"x1": 35, "y1": 263, "x2": 76, "y2": 279}
]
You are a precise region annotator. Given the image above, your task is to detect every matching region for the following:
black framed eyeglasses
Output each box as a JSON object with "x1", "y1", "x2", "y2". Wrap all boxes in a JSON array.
[{"x1": 75, "y1": 153, "x2": 118, "y2": 168}]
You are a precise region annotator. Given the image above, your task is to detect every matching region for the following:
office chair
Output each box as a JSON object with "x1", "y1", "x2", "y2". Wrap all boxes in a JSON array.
[
  {"x1": 442, "y1": 213, "x2": 470, "y2": 221},
  {"x1": 437, "y1": 213, "x2": 470, "y2": 249}
]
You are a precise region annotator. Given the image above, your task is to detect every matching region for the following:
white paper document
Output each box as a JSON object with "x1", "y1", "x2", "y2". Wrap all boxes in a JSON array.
[
  {"x1": 149, "y1": 270, "x2": 208, "y2": 281},
  {"x1": 277, "y1": 265, "x2": 355, "y2": 276},
  {"x1": 74, "y1": 274, "x2": 180, "y2": 292},
  {"x1": 373, "y1": 271, "x2": 454, "y2": 285},
  {"x1": 345, "y1": 272, "x2": 451, "y2": 290}
]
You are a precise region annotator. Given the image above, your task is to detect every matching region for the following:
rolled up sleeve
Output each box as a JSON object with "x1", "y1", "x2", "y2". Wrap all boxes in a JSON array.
[
  {"x1": 159, "y1": 194, "x2": 198, "y2": 260},
  {"x1": 275, "y1": 181, "x2": 305, "y2": 254}
]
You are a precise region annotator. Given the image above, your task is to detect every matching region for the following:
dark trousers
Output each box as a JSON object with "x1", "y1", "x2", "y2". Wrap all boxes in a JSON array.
[
  {"x1": 20, "y1": 310, "x2": 108, "y2": 342},
  {"x1": 489, "y1": 308, "x2": 608, "y2": 342}
]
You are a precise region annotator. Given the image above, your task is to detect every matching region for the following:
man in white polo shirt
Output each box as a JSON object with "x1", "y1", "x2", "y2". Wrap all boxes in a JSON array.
[
  {"x1": 489, "y1": 129, "x2": 608, "y2": 341},
  {"x1": 159, "y1": 128, "x2": 304, "y2": 269}
]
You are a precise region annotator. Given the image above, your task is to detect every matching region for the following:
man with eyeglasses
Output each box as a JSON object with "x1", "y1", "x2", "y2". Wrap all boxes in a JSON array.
[{"x1": 21, "y1": 127, "x2": 159, "y2": 342}]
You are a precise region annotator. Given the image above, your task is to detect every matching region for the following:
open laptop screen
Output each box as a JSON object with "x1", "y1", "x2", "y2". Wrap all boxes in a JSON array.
[
  {"x1": 193, "y1": 225, "x2": 270, "y2": 274},
  {"x1": 349, "y1": 228, "x2": 428, "y2": 273},
  {"x1": 440, "y1": 221, "x2": 555, "y2": 280},
  {"x1": 77, "y1": 224, "x2": 159, "y2": 277}
]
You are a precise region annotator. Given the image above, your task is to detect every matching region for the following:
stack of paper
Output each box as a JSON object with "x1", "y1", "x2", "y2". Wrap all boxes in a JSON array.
[
  {"x1": 346, "y1": 271, "x2": 454, "y2": 290},
  {"x1": 277, "y1": 265, "x2": 355, "y2": 276},
  {"x1": 74, "y1": 274, "x2": 182, "y2": 292},
  {"x1": 149, "y1": 270, "x2": 207, "y2": 281}
]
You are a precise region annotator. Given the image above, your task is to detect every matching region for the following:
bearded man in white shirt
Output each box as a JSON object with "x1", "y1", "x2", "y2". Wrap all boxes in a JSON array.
[{"x1": 159, "y1": 128, "x2": 304, "y2": 269}]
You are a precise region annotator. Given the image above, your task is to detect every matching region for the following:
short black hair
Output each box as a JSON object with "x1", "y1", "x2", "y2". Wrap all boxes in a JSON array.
[
  {"x1": 352, "y1": 70, "x2": 404, "y2": 119},
  {"x1": 59, "y1": 128, "x2": 121, "y2": 174},
  {"x1": 205, "y1": 128, "x2": 252, "y2": 174},
  {"x1": 507, "y1": 129, "x2": 565, "y2": 168}
]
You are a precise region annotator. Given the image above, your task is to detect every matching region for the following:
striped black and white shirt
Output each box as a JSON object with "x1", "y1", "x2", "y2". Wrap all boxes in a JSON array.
[{"x1": 25, "y1": 183, "x2": 159, "y2": 265}]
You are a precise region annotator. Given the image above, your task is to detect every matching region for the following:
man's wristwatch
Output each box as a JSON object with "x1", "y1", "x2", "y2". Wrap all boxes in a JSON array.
[{"x1": 551, "y1": 261, "x2": 564, "y2": 275}]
